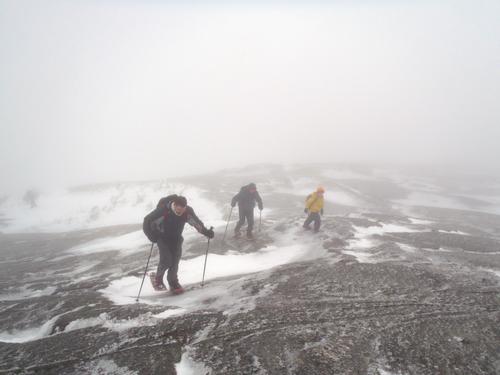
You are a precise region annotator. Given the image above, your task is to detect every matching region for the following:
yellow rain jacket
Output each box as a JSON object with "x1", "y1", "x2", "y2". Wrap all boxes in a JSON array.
[{"x1": 305, "y1": 192, "x2": 324, "y2": 213}]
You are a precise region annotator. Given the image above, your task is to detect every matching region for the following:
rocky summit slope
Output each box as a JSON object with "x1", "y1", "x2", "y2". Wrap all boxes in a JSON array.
[{"x1": 0, "y1": 164, "x2": 499, "y2": 374}]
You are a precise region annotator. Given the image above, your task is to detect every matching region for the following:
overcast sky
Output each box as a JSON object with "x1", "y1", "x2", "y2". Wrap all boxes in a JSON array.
[{"x1": 1, "y1": 0, "x2": 499, "y2": 192}]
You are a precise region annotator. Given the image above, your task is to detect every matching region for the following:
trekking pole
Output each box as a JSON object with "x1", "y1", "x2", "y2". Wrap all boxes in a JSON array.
[
  {"x1": 259, "y1": 210, "x2": 262, "y2": 232},
  {"x1": 136, "y1": 242, "x2": 154, "y2": 302},
  {"x1": 201, "y1": 226, "x2": 214, "y2": 287},
  {"x1": 221, "y1": 206, "x2": 233, "y2": 243}
]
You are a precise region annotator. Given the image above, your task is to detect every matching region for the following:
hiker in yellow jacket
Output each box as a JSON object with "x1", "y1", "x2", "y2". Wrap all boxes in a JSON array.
[{"x1": 303, "y1": 186, "x2": 325, "y2": 232}]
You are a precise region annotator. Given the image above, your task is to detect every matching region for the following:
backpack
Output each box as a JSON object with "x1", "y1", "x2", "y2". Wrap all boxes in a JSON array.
[
  {"x1": 305, "y1": 193, "x2": 319, "y2": 209},
  {"x1": 150, "y1": 194, "x2": 179, "y2": 233}
]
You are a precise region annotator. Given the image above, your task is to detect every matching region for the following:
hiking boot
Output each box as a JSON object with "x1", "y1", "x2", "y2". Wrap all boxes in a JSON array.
[
  {"x1": 150, "y1": 272, "x2": 167, "y2": 291},
  {"x1": 234, "y1": 230, "x2": 241, "y2": 238},
  {"x1": 170, "y1": 283, "x2": 185, "y2": 295},
  {"x1": 303, "y1": 225, "x2": 311, "y2": 231},
  {"x1": 246, "y1": 231, "x2": 254, "y2": 239}
]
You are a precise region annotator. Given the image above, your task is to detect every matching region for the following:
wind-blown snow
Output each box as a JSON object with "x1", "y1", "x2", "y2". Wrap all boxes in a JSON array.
[
  {"x1": 0, "y1": 311, "x2": 162, "y2": 344},
  {"x1": 408, "y1": 217, "x2": 434, "y2": 225},
  {"x1": 80, "y1": 359, "x2": 137, "y2": 375},
  {"x1": 0, "y1": 316, "x2": 59, "y2": 343},
  {"x1": 377, "y1": 368, "x2": 401, "y2": 375},
  {"x1": 101, "y1": 239, "x2": 320, "y2": 307},
  {"x1": 480, "y1": 268, "x2": 500, "y2": 279},
  {"x1": 0, "y1": 182, "x2": 223, "y2": 233},
  {"x1": 438, "y1": 229, "x2": 470, "y2": 235},
  {"x1": 344, "y1": 223, "x2": 427, "y2": 262},
  {"x1": 64, "y1": 312, "x2": 158, "y2": 333},
  {"x1": 381, "y1": 170, "x2": 500, "y2": 215},
  {"x1": 67, "y1": 231, "x2": 147, "y2": 256},
  {"x1": 175, "y1": 352, "x2": 209, "y2": 375},
  {"x1": 397, "y1": 243, "x2": 418, "y2": 253},
  {"x1": 322, "y1": 168, "x2": 375, "y2": 181},
  {"x1": 0, "y1": 286, "x2": 56, "y2": 302},
  {"x1": 394, "y1": 192, "x2": 470, "y2": 211},
  {"x1": 100, "y1": 226, "x2": 327, "y2": 321},
  {"x1": 343, "y1": 250, "x2": 378, "y2": 263},
  {"x1": 66, "y1": 214, "x2": 226, "y2": 257},
  {"x1": 274, "y1": 177, "x2": 362, "y2": 207},
  {"x1": 326, "y1": 190, "x2": 360, "y2": 207},
  {"x1": 379, "y1": 170, "x2": 442, "y2": 194},
  {"x1": 347, "y1": 223, "x2": 424, "y2": 249}
]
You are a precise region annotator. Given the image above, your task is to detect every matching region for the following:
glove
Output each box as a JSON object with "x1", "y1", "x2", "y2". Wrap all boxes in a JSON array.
[
  {"x1": 259, "y1": 206, "x2": 263, "y2": 211},
  {"x1": 320, "y1": 209, "x2": 324, "y2": 216},
  {"x1": 304, "y1": 208, "x2": 308, "y2": 214},
  {"x1": 203, "y1": 227, "x2": 215, "y2": 239},
  {"x1": 231, "y1": 203, "x2": 236, "y2": 208}
]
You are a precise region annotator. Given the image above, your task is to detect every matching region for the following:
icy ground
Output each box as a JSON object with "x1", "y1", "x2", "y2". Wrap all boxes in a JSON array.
[{"x1": 0, "y1": 164, "x2": 499, "y2": 374}]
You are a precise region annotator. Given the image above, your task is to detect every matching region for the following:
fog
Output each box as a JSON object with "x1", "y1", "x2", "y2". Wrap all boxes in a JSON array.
[{"x1": 1, "y1": 0, "x2": 499, "y2": 193}]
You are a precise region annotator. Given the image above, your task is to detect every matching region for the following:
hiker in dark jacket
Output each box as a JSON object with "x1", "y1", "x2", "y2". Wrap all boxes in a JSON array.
[
  {"x1": 143, "y1": 195, "x2": 214, "y2": 294},
  {"x1": 231, "y1": 183, "x2": 263, "y2": 239}
]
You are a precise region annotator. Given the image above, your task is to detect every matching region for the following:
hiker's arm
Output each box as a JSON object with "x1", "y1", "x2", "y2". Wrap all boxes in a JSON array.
[
  {"x1": 187, "y1": 207, "x2": 214, "y2": 238},
  {"x1": 256, "y1": 192, "x2": 263, "y2": 210},
  {"x1": 231, "y1": 192, "x2": 240, "y2": 207}
]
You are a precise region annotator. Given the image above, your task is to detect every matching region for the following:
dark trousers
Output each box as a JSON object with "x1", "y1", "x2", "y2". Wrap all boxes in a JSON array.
[
  {"x1": 303, "y1": 212, "x2": 321, "y2": 232},
  {"x1": 235, "y1": 207, "x2": 255, "y2": 234},
  {"x1": 156, "y1": 236, "x2": 183, "y2": 287}
]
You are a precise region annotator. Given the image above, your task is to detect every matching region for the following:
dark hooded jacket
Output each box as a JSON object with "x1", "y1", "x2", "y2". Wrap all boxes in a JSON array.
[
  {"x1": 143, "y1": 195, "x2": 206, "y2": 243},
  {"x1": 231, "y1": 184, "x2": 263, "y2": 211}
]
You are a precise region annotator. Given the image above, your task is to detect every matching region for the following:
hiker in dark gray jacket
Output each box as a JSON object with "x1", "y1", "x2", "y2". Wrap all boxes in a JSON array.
[{"x1": 231, "y1": 183, "x2": 263, "y2": 239}]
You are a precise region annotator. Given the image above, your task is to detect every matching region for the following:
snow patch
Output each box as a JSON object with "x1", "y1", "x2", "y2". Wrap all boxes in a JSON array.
[
  {"x1": 78, "y1": 359, "x2": 137, "y2": 375},
  {"x1": 0, "y1": 316, "x2": 59, "y2": 343},
  {"x1": 154, "y1": 308, "x2": 187, "y2": 319},
  {"x1": 480, "y1": 268, "x2": 500, "y2": 279},
  {"x1": 344, "y1": 222, "x2": 426, "y2": 262},
  {"x1": 438, "y1": 229, "x2": 470, "y2": 236},
  {"x1": 408, "y1": 217, "x2": 434, "y2": 225},
  {"x1": 0, "y1": 286, "x2": 56, "y2": 301},
  {"x1": 422, "y1": 247, "x2": 454, "y2": 253},
  {"x1": 348, "y1": 237, "x2": 379, "y2": 250},
  {"x1": 343, "y1": 250, "x2": 378, "y2": 263},
  {"x1": 377, "y1": 368, "x2": 402, "y2": 375},
  {"x1": 396, "y1": 243, "x2": 418, "y2": 253},
  {"x1": 175, "y1": 351, "x2": 209, "y2": 375},
  {"x1": 347, "y1": 223, "x2": 423, "y2": 250},
  {"x1": 0, "y1": 310, "x2": 160, "y2": 343},
  {"x1": 64, "y1": 312, "x2": 158, "y2": 333}
]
